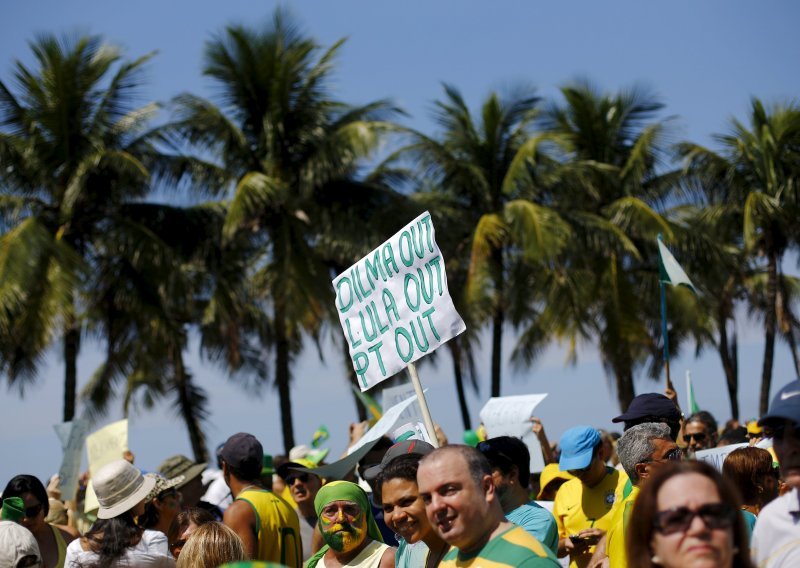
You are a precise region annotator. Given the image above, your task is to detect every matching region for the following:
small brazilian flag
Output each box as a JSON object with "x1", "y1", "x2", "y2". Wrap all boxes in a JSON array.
[
  {"x1": 312, "y1": 425, "x2": 330, "y2": 449},
  {"x1": 351, "y1": 385, "x2": 383, "y2": 425}
]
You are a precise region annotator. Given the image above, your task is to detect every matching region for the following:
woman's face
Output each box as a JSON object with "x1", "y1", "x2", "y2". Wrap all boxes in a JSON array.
[
  {"x1": 381, "y1": 477, "x2": 434, "y2": 545},
  {"x1": 131, "y1": 499, "x2": 146, "y2": 518},
  {"x1": 20, "y1": 492, "x2": 46, "y2": 532},
  {"x1": 156, "y1": 490, "x2": 182, "y2": 525},
  {"x1": 651, "y1": 473, "x2": 735, "y2": 568}
]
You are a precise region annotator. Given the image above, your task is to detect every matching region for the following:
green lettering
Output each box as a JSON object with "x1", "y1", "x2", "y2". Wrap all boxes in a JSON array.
[
  {"x1": 382, "y1": 289, "x2": 400, "y2": 324},
  {"x1": 359, "y1": 307, "x2": 378, "y2": 341},
  {"x1": 419, "y1": 263, "x2": 434, "y2": 305},
  {"x1": 399, "y1": 230, "x2": 414, "y2": 267},
  {"x1": 353, "y1": 352, "x2": 369, "y2": 387},
  {"x1": 420, "y1": 213, "x2": 434, "y2": 252},
  {"x1": 411, "y1": 317, "x2": 430, "y2": 352},
  {"x1": 368, "y1": 341, "x2": 387, "y2": 376},
  {"x1": 428, "y1": 255, "x2": 444, "y2": 295},
  {"x1": 410, "y1": 222, "x2": 425, "y2": 259},
  {"x1": 345, "y1": 318, "x2": 362, "y2": 348},
  {"x1": 355, "y1": 265, "x2": 372, "y2": 299},
  {"x1": 364, "y1": 250, "x2": 387, "y2": 285},
  {"x1": 382, "y1": 243, "x2": 399, "y2": 277},
  {"x1": 336, "y1": 277, "x2": 353, "y2": 313},
  {"x1": 395, "y1": 326, "x2": 414, "y2": 362},
  {"x1": 368, "y1": 301, "x2": 389, "y2": 334},
  {"x1": 404, "y1": 272, "x2": 420, "y2": 312},
  {"x1": 422, "y1": 306, "x2": 440, "y2": 341}
]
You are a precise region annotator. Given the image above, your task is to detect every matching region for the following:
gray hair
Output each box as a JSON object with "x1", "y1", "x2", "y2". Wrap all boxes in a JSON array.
[{"x1": 616, "y1": 423, "x2": 672, "y2": 484}]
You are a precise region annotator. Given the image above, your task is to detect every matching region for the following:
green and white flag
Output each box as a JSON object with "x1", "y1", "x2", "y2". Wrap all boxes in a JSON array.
[{"x1": 658, "y1": 239, "x2": 696, "y2": 293}]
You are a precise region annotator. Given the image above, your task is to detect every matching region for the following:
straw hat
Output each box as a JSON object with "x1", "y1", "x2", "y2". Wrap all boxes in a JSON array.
[{"x1": 93, "y1": 460, "x2": 155, "y2": 519}]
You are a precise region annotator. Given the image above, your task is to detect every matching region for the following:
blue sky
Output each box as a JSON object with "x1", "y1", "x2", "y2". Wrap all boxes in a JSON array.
[{"x1": 1, "y1": 1, "x2": 799, "y2": 484}]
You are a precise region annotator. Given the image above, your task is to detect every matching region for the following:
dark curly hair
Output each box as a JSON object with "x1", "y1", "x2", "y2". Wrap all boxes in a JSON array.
[{"x1": 78, "y1": 511, "x2": 144, "y2": 568}]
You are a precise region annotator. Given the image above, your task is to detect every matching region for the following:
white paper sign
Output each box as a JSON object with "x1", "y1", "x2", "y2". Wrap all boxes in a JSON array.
[
  {"x1": 333, "y1": 211, "x2": 466, "y2": 391},
  {"x1": 54, "y1": 418, "x2": 91, "y2": 502},
  {"x1": 382, "y1": 383, "x2": 424, "y2": 424},
  {"x1": 347, "y1": 395, "x2": 422, "y2": 455},
  {"x1": 695, "y1": 443, "x2": 749, "y2": 471},
  {"x1": 480, "y1": 394, "x2": 548, "y2": 473}
]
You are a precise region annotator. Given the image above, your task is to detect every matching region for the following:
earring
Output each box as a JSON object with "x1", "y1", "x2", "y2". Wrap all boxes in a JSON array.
[{"x1": 651, "y1": 554, "x2": 662, "y2": 565}]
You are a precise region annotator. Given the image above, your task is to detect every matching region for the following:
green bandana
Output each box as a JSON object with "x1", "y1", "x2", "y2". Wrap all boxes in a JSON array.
[
  {"x1": 305, "y1": 481, "x2": 383, "y2": 568},
  {"x1": 1, "y1": 497, "x2": 25, "y2": 522}
]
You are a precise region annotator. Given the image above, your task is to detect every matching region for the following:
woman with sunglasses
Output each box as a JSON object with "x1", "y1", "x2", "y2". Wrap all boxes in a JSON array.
[
  {"x1": 1, "y1": 474, "x2": 77, "y2": 568},
  {"x1": 627, "y1": 461, "x2": 752, "y2": 568},
  {"x1": 138, "y1": 474, "x2": 185, "y2": 539},
  {"x1": 722, "y1": 447, "x2": 780, "y2": 538}
]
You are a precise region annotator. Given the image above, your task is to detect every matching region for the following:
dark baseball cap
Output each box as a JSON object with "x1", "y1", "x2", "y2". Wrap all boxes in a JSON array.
[
  {"x1": 759, "y1": 380, "x2": 800, "y2": 426},
  {"x1": 362, "y1": 440, "x2": 435, "y2": 483},
  {"x1": 220, "y1": 433, "x2": 263, "y2": 478},
  {"x1": 477, "y1": 436, "x2": 531, "y2": 488},
  {"x1": 612, "y1": 393, "x2": 681, "y2": 424}
]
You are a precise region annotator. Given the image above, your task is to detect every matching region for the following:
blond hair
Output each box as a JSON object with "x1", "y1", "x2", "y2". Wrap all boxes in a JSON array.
[{"x1": 176, "y1": 521, "x2": 246, "y2": 568}]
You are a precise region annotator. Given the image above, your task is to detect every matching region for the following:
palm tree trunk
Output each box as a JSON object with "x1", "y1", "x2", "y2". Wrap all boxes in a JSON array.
[
  {"x1": 759, "y1": 248, "x2": 779, "y2": 415},
  {"x1": 275, "y1": 301, "x2": 295, "y2": 454},
  {"x1": 491, "y1": 248, "x2": 504, "y2": 398},
  {"x1": 342, "y1": 339, "x2": 367, "y2": 422},
  {"x1": 174, "y1": 353, "x2": 209, "y2": 463},
  {"x1": 449, "y1": 340, "x2": 471, "y2": 430},
  {"x1": 717, "y1": 310, "x2": 739, "y2": 420},
  {"x1": 63, "y1": 321, "x2": 79, "y2": 422}
]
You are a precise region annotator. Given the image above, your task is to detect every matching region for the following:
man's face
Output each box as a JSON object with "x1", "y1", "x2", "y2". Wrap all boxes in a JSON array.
[
  {"x1": 489, "y1": 468, "x2": 513, "y2": 511},
  {"x1": 567, "y1": 451, "x2": 606, "y2": 488},
  {"x1": 764, "y1": 419, "x2": 800, "y2": 488},
  {"x1": 636, "y1": 438, "x2": 681, "y2": 483},
  {"x1": 179, "y1": 476, "x2": 205, "y2": 507},
  {"x1": 318, "y1": 499, "x2": 368, "y2": 553},
  {"x1": 683, "y1": 421, "x2": 711, "y2": 451},
  {"x1": 285, "y1": 470, "x2": 322, "y2": 508},
  {"x1": 417, "y1": 453, "x2": 493, "y2": 552}
]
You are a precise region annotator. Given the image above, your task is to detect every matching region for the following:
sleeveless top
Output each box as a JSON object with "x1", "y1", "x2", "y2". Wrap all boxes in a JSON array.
[
  {"x1": 318, "y1": 540, "x2": 390, "y2": 568},
  {"x1": 51, "y1": 524, "x2": 67, "y2": 568},
  {"x1": 236, "y1": 488, "x2": 302, "y2": 567}
]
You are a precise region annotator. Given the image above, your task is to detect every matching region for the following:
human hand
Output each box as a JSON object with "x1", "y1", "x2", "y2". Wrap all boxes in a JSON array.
[
  {"x1": 530, "y1": 417, "x2": 546, "y2": 438},
  {"x1": 349, "y1": 421, "x2": 369, "y2": 445}
]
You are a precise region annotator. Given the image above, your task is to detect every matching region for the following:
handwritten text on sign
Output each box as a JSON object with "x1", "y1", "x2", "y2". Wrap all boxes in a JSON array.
[{"x1": 333, "y1": 212, "x2": 466, "y2": 390}]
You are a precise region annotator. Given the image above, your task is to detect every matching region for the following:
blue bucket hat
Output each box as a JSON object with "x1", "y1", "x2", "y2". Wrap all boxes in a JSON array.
[{"x1": 559, "y1": 426, "x2": 601, "y2": 471}]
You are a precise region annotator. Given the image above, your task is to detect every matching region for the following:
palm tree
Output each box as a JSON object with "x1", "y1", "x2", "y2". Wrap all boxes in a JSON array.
[
  {"x1": 394, "y1": 85, "x2": 570, "y2": 398},
  {"x1": 522, "y1": 81, "x2": 680, "y2": 410},
  {"x1": 0, "y1": 34, "x2": 167, "y2": 422},
  {"x1": 168, "y1": 10, "x2": 403, "y2": 452},
  {"x1": 679, "y1": 99, "x2": 800, "y2": 413}
]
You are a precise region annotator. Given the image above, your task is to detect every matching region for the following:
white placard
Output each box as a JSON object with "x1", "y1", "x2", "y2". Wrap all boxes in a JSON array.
[
  {"x1": 382, "y1": 383, "x2": 424, "y2": 424},
  {"x1": 695, "y1": 443, "x2": 749, "y2": 471},
  {"x1": 53, "y1": 418, "x2": 90, "y2": 502},
  {"x1": 332, "y1": 211, "x2": 466, "y2": 391},
  {"x1": 480, "y1": 394, "x2": 549, "y2": 473}
]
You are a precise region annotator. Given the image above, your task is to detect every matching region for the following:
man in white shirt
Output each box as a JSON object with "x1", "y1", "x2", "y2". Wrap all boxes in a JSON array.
[{"x1": 751, "y1": 380, "x2": 800, "y2": 567}]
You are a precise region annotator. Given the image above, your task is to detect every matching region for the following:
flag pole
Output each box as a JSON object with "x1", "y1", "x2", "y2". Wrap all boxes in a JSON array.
[
  {"x1": 658, "y1": 234, "x2": 674, "y2": 392},
  {"x1": 407, "y1": 362, "x2": 440, "y2": 448}
]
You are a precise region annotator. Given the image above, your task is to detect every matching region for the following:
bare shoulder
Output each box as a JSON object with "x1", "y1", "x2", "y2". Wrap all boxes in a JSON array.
[
  {"x1": 224, "y1": 499, "x2": 256, "y2": 526},
  {"x1": 379, "y1": 544, "x2": 397, "y2": 568},
  {"x1": 55, "y1": 523, "x2": 79, "y2": 541}
]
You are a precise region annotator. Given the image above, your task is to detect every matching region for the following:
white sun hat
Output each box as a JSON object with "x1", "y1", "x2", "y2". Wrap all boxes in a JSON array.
[{"x1": 93, "y1": 459, "x2": 155, "y2": 520}]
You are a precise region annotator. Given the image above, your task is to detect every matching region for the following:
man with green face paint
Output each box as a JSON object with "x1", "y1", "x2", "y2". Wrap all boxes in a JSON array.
[{"x1": 305, "y1": 481, "x2": 395, "y2": 568}]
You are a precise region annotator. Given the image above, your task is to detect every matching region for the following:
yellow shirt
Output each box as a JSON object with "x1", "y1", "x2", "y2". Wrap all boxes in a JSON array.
[
  {"x1": 237, "y1": 488, "x2": 302, "y2": 567},
  {"x1": 605, "y1": 482, "x2": 638, "y2": 568},
  {"x1": 552, "y1": 467, "x2": 629, "y2": 568}
]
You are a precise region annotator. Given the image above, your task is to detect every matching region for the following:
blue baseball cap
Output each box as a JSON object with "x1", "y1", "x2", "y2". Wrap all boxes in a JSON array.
[
  {"x1": 759, "y1": 380, "x2": 800, "y2": 426},
  {"x1": 559, "y1": 426, "x2": 601, "y2": 471}
]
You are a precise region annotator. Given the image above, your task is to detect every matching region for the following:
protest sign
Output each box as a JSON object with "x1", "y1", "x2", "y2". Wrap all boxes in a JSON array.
[
  {"x1": 53, "y1": 418, "x2": 90, "y2": 502},
  {"x1": 480, "y1": 394, "x2": 548, "y2": 473},
  {"x1": 695, "y1": 443, "x2": 749, "y2": 471},
  {"x1": 382, "y1": 383, "x2": 424, "y2": 425},
  {"x1": 84, "y1": 419, "x2": 129, "y2": 514},
  {"x1": 332, "y1": 211, "x2": 466, "y2": 391}
]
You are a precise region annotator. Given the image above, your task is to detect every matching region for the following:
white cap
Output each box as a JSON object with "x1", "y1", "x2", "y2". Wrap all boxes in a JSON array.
[{"x1": 0, "y1": 521, "x2": 41, "y2": 567}]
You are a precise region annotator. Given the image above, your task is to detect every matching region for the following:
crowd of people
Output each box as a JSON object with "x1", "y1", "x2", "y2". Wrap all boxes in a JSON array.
[{"x1": 1, "y1": 379, "x2": 799, "y2": 568}]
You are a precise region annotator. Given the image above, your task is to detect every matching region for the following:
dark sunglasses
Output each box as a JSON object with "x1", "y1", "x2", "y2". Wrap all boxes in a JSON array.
[
  {"x1": 642, "y1": 447, "x2": 683, "y2": 464},
  {"x1": 763, "y1": 421, "x2": 800, "y2": 441},
  {"x1": 24, "y1": 503, "x2": 43, "y2": 518},
  {"x1": 682, "y1": 432, "x2": 707, "y2": 443},
  {"x1": 654, "y1": 502, "x2": 736, "y2": 535},
  {"x1": 285, "y1": 472, "x2": 310, "y2": 485}
]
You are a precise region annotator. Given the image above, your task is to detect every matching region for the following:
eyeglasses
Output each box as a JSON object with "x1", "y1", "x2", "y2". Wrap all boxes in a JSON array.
[
  {"x1": 567, "y1": 465, "x2": 592, "y2": 478},
  {"x1": 654, "y1": 502, "x2": 736, "y2": 535},
  {"x1": 682, "y1": 432, "x2": 707, "y2": 443},
  {"x1": 285, "y1": 472, "x2": 310, "y2": 485},
  {"x1": 642, "y1": 448, "x2": 683, "y2": 464},
  {"x1": 24, "y1": 503, "x2": 43, "y2": 518},
  {"x1": 762, "y1": 421, "x2": 800, "y2": 441}
]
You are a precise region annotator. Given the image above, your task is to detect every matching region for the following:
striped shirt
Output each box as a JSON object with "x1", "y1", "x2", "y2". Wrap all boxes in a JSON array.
[{"x1": 440, "y1": 525, "x2": 561, "y2": 567}]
